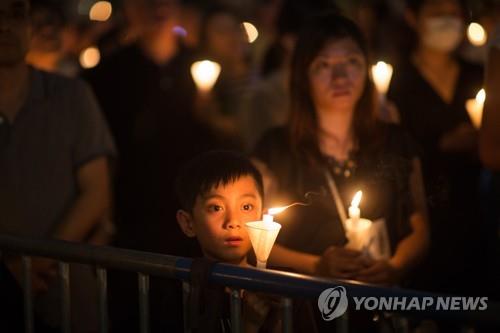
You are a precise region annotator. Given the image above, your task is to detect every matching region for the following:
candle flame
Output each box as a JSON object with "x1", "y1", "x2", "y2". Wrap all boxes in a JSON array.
[
  {"x1": 351, "y1": 191, "x2": 362, "y2": 208},
  {"x1": 476, "y1": 89, "x2": 485, "y2": 104},
  {"x1": 89, "y1": 1, "x2": 112, "y2": 22},
  {"x1": 242, "y1": 22, "x2": 258, "y2": 43},
  {"x1": 467, "y1": 22, "x2": 487, "y2": 47},
  {"x1": 79, "y1": 47, "x2": 101, "y2": 69},
  {"x1": 268, "y1": 206, "x2": 288, "y2": 215},
  {"x1": 190, "y1": 60, "x2": 221, "y2": 92}
]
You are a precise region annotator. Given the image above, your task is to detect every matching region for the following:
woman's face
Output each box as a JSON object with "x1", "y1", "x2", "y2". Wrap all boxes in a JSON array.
[{"x1": 308, "y1": 38, "x2": 367, "y2": 114}]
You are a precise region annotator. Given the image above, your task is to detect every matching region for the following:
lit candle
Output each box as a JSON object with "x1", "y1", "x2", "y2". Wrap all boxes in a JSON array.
[
  {"x1": 467, "y1": 22, "x2": 488, "y2": 47},
  {"x1": 371, "y1": 61, "x2": 393, "y2": 96},
  {"x1": 263, "y1": 213, "x2": 274, "y2": 225},
  {"x1": 245, "y1": 206, "x2": 284, "y2": 269},
  {"x1": 242, "y1": 22, "x2": 259, "y2": 43},
  {"x1": 466, "y1": 88, "x2": 485, "y2": 129},
  {"x1": 345, "y1": 191, "x2": 373, "y2": 253},
  {"x1": 190, "y1": 60, "x2": 221, "y2": 93}
]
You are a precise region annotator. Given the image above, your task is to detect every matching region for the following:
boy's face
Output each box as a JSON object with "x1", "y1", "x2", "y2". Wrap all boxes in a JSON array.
[{"x1": 177, "y1": 175, "x2": 262, "y2": 265}]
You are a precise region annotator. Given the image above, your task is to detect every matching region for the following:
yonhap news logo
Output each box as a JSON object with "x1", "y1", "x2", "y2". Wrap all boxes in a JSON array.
[
  {"x1": 318, "y1": 286, "x2": 349, "y2": 321},
  {"x1": 318, "y1": 287, "x2": 488, "y2": 321}
]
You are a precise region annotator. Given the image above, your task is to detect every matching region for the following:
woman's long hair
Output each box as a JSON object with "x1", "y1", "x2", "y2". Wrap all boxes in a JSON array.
[{"x1": 288, "y1": 13, "x2": 381, "y2": 165}]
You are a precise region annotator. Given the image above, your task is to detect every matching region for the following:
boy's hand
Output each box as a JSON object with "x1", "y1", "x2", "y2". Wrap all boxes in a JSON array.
[
  {"x1": 315, "y1": 246, "x2": 368, "y2": 280},
  {"x1": 242, "y1": 291, "x2": 280, "y2": 331}
]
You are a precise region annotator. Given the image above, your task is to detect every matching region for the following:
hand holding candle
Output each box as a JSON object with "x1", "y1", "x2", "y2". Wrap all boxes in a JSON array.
[{"x1": 466, "y1": 88, "x2": 485, "y2": 129}]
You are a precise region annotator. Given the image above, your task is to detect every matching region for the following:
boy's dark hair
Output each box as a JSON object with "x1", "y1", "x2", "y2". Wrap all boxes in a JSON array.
[{"x1": 175, "y1": 151, "x2": 264, "y2": 212}]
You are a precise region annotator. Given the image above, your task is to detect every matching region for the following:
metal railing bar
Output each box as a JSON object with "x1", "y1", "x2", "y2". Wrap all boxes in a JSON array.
[
  {"x1": 22, "y1": 256, "x2": 34, "y2": 333},
  {"x1": 0, "y1": 235, "x2": 180, "y2": 278},
  {"x1": 281, "y1": 297, "x2": 292, "y2": 333},
  {"x1": 336, "y1": 311, "x2": 348, "y2": 333},
  {"x1": 59, "y1": 262, "x2": 71, "y2": 333},
  {"x1": 2, "y1": 235, "x2": 499, "y2": 327},
  {"x1": 230, "y1": 289, "x2": 242, "y2": 333},
  {"x1": 97, "y1": 267, "x2": 108, "y2": 333},
  {"x1": 138, "y1": 272, "x2": 150, "y2": 333}
]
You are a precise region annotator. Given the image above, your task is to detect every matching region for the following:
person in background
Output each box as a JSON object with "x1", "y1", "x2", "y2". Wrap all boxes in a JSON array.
[
  {"x1": 240, "y1": 0, "x2": 336, "y2": 150},
  {"x1": 480, "y1": 24, "x2": 500, "y2": 170},
  {"x1": 479, "y1": 22, "x2": 500, "y2": 301},
  {"x1": 0, "y1": 0, "x2": 116, "y2": 331},
  {"x1": 194, "y1": 4, "x2": 253, "y2": 147},
  {"x1": 84, "y1": 0, "x2": 220, "y2": 257},
  {"x1": 25, "y1": 0, "x2": 65, "y2": 73},
  {"x1": 387, "y1": 0, "x2": 486, "y2": 297},
  {"x1": 83, "y1": 0, "x2": 226, "y2": 330},
  {"x1": 252, "y1": 12, "x2": 429, "y2": 331}
]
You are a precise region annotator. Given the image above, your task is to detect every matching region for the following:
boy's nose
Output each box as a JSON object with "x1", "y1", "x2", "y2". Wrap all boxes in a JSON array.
[{"x1": 225, "y1": 212, "x2": 242, "y2": 229}]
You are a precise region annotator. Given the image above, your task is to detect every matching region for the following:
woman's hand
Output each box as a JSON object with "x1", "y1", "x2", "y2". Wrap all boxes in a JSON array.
[
  {"x1": 439, "y1": 122, "x2": 478, "y2": 153},
  {"x1": 355, "y1": 259, "x2": 402, "y2": 286},
  {"x1": 315, "y1": 246, "x2": 368, "y2": 280}
]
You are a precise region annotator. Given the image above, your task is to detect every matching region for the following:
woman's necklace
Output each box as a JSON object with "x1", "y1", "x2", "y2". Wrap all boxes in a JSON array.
[{"x1": 325, "y1": 152, "x2": 357, "y2": 178}]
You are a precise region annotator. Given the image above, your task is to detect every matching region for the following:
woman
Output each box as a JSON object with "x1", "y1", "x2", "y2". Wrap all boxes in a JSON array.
[
  {"x1": 252, "y1": 13, "x2": 429, "y2": 286},
  {"x1": 388, "y1": 0, "x2": 484, "y2": 295}
]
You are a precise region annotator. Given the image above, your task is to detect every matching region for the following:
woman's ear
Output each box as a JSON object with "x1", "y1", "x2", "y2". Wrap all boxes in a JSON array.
[{"x1": 176, "y1": 210, "x2": 196, "y2": 237}]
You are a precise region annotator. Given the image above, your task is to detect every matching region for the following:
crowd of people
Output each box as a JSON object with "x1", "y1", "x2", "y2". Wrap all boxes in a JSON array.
[{"x1": 1, "y1": 0, "x2": 499, "y2": 332}]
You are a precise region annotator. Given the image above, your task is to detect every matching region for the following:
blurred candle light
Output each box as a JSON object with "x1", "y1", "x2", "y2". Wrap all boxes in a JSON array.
[
  {"x1": 242, "y1": 22, "x2": 259, "y2": 43},
  {"x1": 371, "y1": 61, "x2": 393, "y2": 96},
  {"x1": 467, "y1": 22, "x2": 487, "y2": 47},
  {"x1": 89, "y1": 1, "x2": 112, "y2": 22},
  {"x1": 79, "y1": 47, "x2": 101, "y2": 69},
  {"x1": 466, "y1": 88, "x2": 485, "y2": 129},
  {"x1": 190, "y1": 60, "x2": 221, "y2": 93}
]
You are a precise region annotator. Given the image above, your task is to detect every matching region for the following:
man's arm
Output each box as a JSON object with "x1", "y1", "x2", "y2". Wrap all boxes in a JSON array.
[{"x1": 53, "y1": 157, "x2": 112, "y2": 242}]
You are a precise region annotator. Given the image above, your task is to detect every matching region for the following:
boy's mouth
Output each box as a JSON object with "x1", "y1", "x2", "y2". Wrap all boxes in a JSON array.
[{"x1": 224, "y1": 236, "x2": 243, "y2": 247}]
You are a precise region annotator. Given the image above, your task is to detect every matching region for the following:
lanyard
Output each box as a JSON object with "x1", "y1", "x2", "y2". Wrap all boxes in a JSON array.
[{"x1": 324, "y1": 168, "x2": 348, "y2": 229}]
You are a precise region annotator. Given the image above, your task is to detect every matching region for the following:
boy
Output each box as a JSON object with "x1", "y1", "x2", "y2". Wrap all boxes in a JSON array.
[
  {"x1": 176, "y1": 150, "x2": 279, "y2": 332},
  {"x1": 176, "y1": 151, "x2": 263, "y2": 268},
  {"x1": 175, "y1": 151, "x2": 317, "y2": 333}
]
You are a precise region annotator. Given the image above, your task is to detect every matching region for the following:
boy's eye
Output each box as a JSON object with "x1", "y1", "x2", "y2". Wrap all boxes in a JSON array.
[
  {"x1": 242, "y1": 204, "x2": 254, "y2": 211},
  {"x1": 208, "y1": 205, "x2": 223, "y2": 212}
]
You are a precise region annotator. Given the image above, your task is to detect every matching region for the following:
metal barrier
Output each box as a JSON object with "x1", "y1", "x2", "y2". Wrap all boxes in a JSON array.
[{"x1": 0, "y1": 234, "x2": 499, "y2": 333}]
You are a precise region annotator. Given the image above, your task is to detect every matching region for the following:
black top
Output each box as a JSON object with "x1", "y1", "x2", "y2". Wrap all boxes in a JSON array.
[
  {"x1": 388, "y1": 59, "x2": 483, "y2": 222},
  {"x1": 252, "y1": 124, "x2": 417, "y2": 256},
  {"x1": 387, "y1": 59, "x2": 485, "y2": 293}
]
